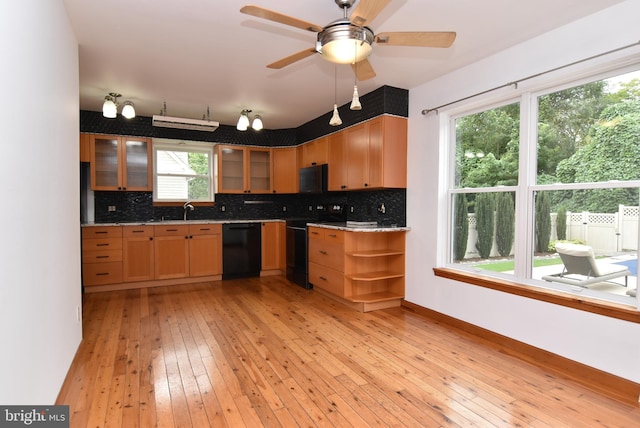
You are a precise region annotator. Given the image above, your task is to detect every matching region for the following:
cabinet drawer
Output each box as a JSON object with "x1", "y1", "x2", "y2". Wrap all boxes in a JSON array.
[
  {"x1": 123, "y1": 225, "x2": 154, "y2": 237},
  {"x1": 154, "y1": 225, "x2": 189, "y2": 237},
  {"x1": 82, "y1": 226, "x2": 122, "y2": 239},
  {"x1": 308, "y1": 239, "x2": 344, "y2": 271},
  {"x1": 308, "y1": 262, "x2": 343, "y2": 296},
  {"x1": 308, "y1": 227, "x2": 324, "y2": 240},
  {"x1": 189, "y1": 223, "x2": 221, "y2": 235},
  {"x1": 82, "y1": 249, "x2": 122, "y2": 263},
  {"x1": 83, "y1": 262, "x2": 123, "y2": 286},
  {"x1": 82, "y1": 237, "x2": 122, "y2": 251},
  {"x1": 324, "y1": 229, "x2": 344, "y2": 244}
]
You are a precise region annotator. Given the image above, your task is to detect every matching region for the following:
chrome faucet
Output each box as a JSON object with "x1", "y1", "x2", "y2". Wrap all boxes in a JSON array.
[{"x1": 183, "y1": 201, "x2": 194, "y2": 220}]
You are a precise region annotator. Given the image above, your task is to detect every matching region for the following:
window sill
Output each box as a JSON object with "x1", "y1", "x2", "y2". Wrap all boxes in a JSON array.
[{"x1": 433, "y1": 267, "x2": 640, "y2": 323}]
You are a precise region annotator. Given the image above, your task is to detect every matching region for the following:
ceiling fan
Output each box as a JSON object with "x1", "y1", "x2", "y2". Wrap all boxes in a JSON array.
[{"x1": 240, "y1": 0, "x2": 456, "y2": 81}]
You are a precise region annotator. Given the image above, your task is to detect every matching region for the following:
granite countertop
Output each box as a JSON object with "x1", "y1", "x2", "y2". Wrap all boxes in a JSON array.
[
  {"x1": 82, "y1": 219, "x2": 284, "y2": 227},
  {"x1": 307, "y1": 222, "x2": 410, "y2": 232}
]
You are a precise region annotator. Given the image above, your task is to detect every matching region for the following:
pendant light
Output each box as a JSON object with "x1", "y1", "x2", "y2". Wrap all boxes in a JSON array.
[
  {"x1": 350, "y1": 41, "x2": 362, "y2": 111},
  {"x1": 237, "y1": 109, "x2": 251, "y2": 131},
  {"x1": 329, "y1": 66, "x2": 342, "y2": 126},
  {"x1": 102, "y1": 92, "x2": 136, "y2": 119}
]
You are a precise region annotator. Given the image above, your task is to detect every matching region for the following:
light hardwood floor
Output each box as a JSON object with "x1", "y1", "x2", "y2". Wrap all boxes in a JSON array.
[{"x1": 57, "y1": 275, "x2": 640, "y2": 427}]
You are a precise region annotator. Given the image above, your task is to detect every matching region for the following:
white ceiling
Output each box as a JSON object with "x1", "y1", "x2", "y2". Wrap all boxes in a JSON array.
[{"x1": 63, "y1": 0, "x2": 624, "y2": 129}]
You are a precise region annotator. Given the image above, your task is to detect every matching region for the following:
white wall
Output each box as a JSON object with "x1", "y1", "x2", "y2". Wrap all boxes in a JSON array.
[
  {"x1": 0, "y1": 1, "x2": 82, "y2": 403},
  {"x1": 407, "y1": 0, "x2": 640, "y2": 383}
]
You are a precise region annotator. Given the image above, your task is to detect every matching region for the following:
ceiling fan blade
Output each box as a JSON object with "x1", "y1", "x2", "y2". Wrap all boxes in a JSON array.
[
  {"x1": 240, "y1": 5, "x2": 323, "y2": 33},
  {"x1": 351, "y1": 58, "x2": 376, "y2": 81},
  {"x1": 267, "y1": 48, "x2": 317, "y2": 69},
  {"x1": 374, "y1": 31, "x2": 456, "y2": 48},
  {"x1": 350, "y1": 0, "x2": 391, "y2": 27}
]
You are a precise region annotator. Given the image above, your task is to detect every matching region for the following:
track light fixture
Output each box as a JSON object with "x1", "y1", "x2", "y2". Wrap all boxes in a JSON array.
[
  {"x1": 102, "y1": 93, "x2": 135, "y2": 119},
  {"x1": 237, "y1": 109, "x2": 264, "y2": 131}
]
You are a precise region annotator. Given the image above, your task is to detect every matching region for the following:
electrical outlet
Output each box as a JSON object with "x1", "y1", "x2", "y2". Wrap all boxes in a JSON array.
[
  {"x1": 108, "y1": 205, "x2": 116, "y2": 212},
  {"x1": 350, "y1": 206, "x2": 355, "y2": 213},
  {"x1": 308, "y1": 205, "x2": 313, "y2": 211},
  {"x1": 282, "y1": 205, "x2": 287, "y2": 212},
  {"x1": 76, "y1": 306, "x2": 81, "y2": 323},
  {"x1": 220, "y1": 205, "x2": 226, "y2": 212}
]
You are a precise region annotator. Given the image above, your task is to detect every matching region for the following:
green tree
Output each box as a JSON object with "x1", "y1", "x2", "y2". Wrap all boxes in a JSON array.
[
  {"x1": 187, "y1": 152, "x2": 211, "y2": 200},
  {"x1": 495, "y1": 193, "x2": 515, "y2": 257},
  {"x1": 555, "y1": 100, "x2": 640, "y2": 212},
  {"x1": 556, "y1": 206, "x2": 567, "y2": 241},
  {"x1": 453, "y1": 194, "x2": 469, "y2": 261},
  {"x1": 475, "y1": 193, "x2": 495, "y2": 259},
  {"x1": 535, "y1": 192, "x2": 551, "y2": 253}
]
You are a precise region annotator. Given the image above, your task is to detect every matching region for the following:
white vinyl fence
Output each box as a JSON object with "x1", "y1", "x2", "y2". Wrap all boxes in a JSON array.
[{"x1": 463, "y1": 205, "x2": 638, "y2": 259}]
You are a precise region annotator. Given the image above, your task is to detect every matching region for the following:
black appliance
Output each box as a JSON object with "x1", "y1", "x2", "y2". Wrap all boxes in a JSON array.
[
  {"x1": 222, "y1": 223, "x2": 261, "y2": 280},
  {"x1": 285, "y1": 204, "x2": 346, "y2": 289},
  {"x1": 299, "y1": 164, "x2": 328, "y2": 193}
]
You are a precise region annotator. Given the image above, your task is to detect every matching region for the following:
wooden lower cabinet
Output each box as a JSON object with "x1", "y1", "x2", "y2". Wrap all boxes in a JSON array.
[
  {"x1": 188, "y1": 224, "x2": 222, "y2": 277},
  {"x1": 308, "y1": 226, "x2": 406, "y2": 312},
  {"x1": 123, "y1": 225, "x2": 154, "y2": 282},
  {"x1": 261, "y1": 221, "x2": 285, "y2": 273},
  {"x1": 154, "y1": 225, "x2": 190, "y2": 280},
  {"x1": 82, "y1": 226, "x2": 123, "y2": 286}
]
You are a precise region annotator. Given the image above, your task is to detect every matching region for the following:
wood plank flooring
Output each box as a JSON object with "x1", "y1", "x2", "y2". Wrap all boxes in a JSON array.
[{"x1": 57, "y1": 275, "x2": 640, "y2": 427}]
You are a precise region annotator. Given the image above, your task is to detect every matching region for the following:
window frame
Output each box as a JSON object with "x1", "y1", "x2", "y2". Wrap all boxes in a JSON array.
[
  {"x1": 152, "y1": 139, "x2": 216, "y2": 203},
  {"x1": 439, "y1": 63, "x2": 640, "y2": 313}
]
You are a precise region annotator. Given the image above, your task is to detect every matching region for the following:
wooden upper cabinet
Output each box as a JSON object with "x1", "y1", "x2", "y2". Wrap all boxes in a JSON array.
[
  {"x1": 338, "y1": 115, "x2": 408, "y2": 190},
  {"x1": 90, "y1": 134, "x2": 152, "y2": 191},
  {"x1": 328, "y1": 132, "x2": 345, "y2": 191},
  {"x1": 80, "y1": 133, "x2": 91, "y2": 162},
  {"x1": 300, "y1": 136, "x2": 328, "y2": 167},
  {"x1": 272, "y1": 147, "x2": 298, "y2": 194},
  {"x1": 217, "y1": 145, "x2": 272, "y2": 194}
]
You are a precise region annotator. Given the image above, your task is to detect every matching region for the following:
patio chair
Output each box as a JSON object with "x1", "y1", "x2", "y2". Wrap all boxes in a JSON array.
[{"x1": 541, "y1": 243, "x2": 631, "y2": 288}]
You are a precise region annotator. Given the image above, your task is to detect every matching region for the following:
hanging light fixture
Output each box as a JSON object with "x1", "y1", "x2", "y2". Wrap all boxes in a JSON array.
[
  {"x1": 237, "y1": 109, "x2": 264, "y2": 131},
  {"x1": 329, "y1": 66, "x2": 342, "y2": 126},
  {"x1": 102, "y1": 92, "x2": 135, "y2": 119},
  {"x1": 237, "y1": 109, "x2": 251, "y2": 131},
  {"x1": 350, "y1": 41, "x2": 362, "y2": 111},
  {"x1": 252, "y1": 115, "x2": 263, "y2": 131}
]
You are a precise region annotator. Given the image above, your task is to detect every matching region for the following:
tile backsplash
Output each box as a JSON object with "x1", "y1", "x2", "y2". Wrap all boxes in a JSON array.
[{"x1": 93, "y1": 189, "x2": 406, "y2": 226}]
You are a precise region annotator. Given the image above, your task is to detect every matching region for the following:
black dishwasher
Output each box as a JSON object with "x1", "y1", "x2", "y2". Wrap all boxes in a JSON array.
[{"x1": 222, "y1": 223, "x2": 261, "y2": 280}]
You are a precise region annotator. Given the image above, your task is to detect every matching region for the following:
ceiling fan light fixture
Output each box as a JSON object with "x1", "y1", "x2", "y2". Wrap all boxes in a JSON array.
[{"x1": 317, "y1": 21, "x2": 373, "y2": 64}]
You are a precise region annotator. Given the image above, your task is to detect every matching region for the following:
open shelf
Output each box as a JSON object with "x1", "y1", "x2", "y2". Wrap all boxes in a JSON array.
[
  {"x1": 344, "y1": 291, "x2": 404, "y2": 303},
  {"x1": 346, "y1": 271, "x2": 404, "y2": 281},
  {"x1": 347, "y1": 249, "x2": 404, "y2": 258}
]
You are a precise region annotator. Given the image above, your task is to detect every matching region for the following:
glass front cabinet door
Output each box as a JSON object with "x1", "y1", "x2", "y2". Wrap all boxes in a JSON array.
[{"x1": 90, "y1": 135, "x2": 152, "y2": 191}]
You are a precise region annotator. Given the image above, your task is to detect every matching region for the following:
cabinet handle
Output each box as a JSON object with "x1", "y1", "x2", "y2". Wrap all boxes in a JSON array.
[
  {"x1": 96, "y1": 255, "x2": 109, "y2": 259},
  {"x1": 319, "y1": 276, "x2": 327, "y2": 281},
  {"x1": 166, "y1": 228, "x2": 178, "y2": 232},
  {"x1": 149, "y1": 237, "x2": 153, "y2": 241},
  {"x1": 96, "y1": 272, "x2": 109, "y2": 276},
  {"x1": 96, "y1": 243, "x2": 109, "y2": 247},
  {"x1": 364, "y1": 183, "x2": 368, "y2": 187},
  {"x1": 311, "y1": 231, "x2": 319, "y2": 235},
  {"x1": 132, "y1": 230, "x2": 145, "y2": 233},
  {"x1": 319, "y1": 250, "x2": 327, "y2": 255},
  {"x1": 328, "y1": 234, "x2": 337, "y2": 238},
  {"x1": 199, "y1": 228, "x2": 210, "y2": 231},
  {"x1": 94, "y1": 231, "x2": 108, "y2": 235}
]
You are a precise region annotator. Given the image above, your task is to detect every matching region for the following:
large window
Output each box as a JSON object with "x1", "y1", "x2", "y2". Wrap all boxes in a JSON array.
[
  {"x1": 447, "y1": 67, "x2": 640, "y2": 304},
  {"x1": 153, "y1": 139, "x2": 215, "y2": 202}
]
